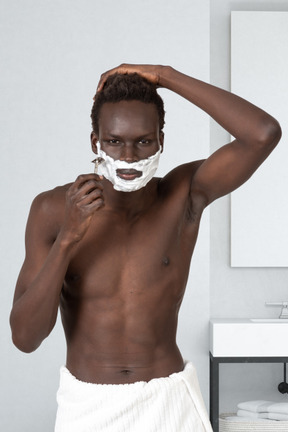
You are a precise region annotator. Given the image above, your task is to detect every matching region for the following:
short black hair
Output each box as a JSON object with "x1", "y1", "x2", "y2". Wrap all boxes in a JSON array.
[{"x1": 91, "y1": 73, "x2": 165, "y2": 135}]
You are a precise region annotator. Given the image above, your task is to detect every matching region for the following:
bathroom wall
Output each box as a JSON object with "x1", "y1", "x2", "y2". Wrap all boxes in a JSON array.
[
  {"x1": 2, "y1": 1, "x2": 286, "y2": 428},
  {"x1": 0, "y1": 1, "x2": 211, "y2": 430},
  {"x1": 231, "y1": 11, "x2": 288, "y2": 267},
  {"x1": 210, "y1": 0, "x2": 288, "y2": 414}
]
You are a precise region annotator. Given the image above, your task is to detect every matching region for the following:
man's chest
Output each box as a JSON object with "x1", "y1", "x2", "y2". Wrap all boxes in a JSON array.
[{"x1": 63, "y1": 203, "x2": 200, "y2": 297}]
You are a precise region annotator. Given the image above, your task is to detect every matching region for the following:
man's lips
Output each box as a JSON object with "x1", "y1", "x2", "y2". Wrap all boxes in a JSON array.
[{"x1": 116, "y1": 169, "x2": 142, "y2": 180}]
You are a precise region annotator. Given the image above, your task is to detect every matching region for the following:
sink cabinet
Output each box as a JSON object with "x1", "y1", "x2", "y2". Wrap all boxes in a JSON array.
[{"x1": 209, "y1": 319, "x2": 288, "y2": 432}]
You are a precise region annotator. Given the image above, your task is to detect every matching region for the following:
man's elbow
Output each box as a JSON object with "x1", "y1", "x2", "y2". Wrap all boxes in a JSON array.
[
  {"x1": 10, "y1": 315, "x2": 42, "y2": 353},
  {"x1": 11, "y1": 330, "x2": 41, "y2": 353},
  {"x1": 258, "y1": 117, "x2": 282, "y2": 150}
]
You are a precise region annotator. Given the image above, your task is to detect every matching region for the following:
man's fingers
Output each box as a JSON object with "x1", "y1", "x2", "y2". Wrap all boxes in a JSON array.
[
  {"x1": 69, "y1": 182, "x2": 104, "y2": 210},
  {"x1": 66, "y1": 175, "x2": 105, "y2": 213},
  {"x1": 96, "y1": 64, "x2": 137, "y2": 93},
  {"x1": 80, "y1": 190, "x2": 105, "y2": 209},
  {"x1": 78, "y1": 179, "x2": 103, "y2": 195},
  {"x1": 96, "y1": 69, "x2": 117, "y2": 93},
  {"x1": 77, "y1": 184, "x2": 104, "y2": 203},
  {"x1": 96, "y1": 64, "x2": 160, "y2": 95},
  {"x1": 70, "y1": 174, "x2": 103, "y2": 192}
]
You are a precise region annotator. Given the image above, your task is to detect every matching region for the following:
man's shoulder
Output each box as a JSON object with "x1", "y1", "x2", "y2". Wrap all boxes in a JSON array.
[
  {"x1": 159, "y1": 160, "x2": 205, "y2": 191},
  {"x1": 30, "y1": 183, "x2": 72, "y2": 217}
]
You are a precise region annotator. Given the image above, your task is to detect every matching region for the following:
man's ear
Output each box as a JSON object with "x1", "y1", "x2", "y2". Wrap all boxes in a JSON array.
[
  {"x1": 159, "y1": 131, "x2": 164, "y2": 153},
  {"x1": 91, "y1": 132, "x2": 99, "y2": 154}
]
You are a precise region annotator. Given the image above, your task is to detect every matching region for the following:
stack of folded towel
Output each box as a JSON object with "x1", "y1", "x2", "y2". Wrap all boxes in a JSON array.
[{"x1": 237, "y1": 400, "x2": 288, "y2": 421}]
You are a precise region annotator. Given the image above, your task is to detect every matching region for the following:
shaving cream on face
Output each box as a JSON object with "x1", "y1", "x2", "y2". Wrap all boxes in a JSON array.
[{"x1": 94, "y1": 142, "x2": 161, "y2": 192}]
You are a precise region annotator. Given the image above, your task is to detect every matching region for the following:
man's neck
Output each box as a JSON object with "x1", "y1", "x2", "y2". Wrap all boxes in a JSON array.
[{"x1": 102, "y1": 177, "x2": 159, "y2": 218}]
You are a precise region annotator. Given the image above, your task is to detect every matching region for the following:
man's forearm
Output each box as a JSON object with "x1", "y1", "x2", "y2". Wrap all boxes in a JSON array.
[
  {"x1": 159, "y1": 66, "x2": 281, "y2": 147},
  {"x1": 10, "y1": 235, "x2": 75, "y2": 353}
]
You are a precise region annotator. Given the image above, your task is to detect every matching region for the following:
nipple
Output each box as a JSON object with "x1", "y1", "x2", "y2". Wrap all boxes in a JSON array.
[{"x1": 162, "y1": 256, "x2": 170, "y2": 266}]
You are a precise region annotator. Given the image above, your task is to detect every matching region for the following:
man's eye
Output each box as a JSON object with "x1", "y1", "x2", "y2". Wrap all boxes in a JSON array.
[
  {"x1": 108, "y1": 139, "x2": 120, "y2": 145},
  {"x1": 139, "y1": 139, "x2": 150, "y2": 145}
]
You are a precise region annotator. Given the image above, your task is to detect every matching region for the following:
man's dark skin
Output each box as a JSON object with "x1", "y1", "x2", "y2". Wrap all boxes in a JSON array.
[{"x1": 10, "y1": 65, "x2": 281, "y2": 385}]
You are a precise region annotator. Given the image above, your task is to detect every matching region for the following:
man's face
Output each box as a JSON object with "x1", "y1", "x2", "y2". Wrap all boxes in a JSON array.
[{"x1": 95, "y1": 100, "x2": 163, "y2": 164}]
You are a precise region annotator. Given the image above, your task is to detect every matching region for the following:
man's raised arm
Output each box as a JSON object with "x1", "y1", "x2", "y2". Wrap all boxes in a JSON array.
[{"x1": 97, "y1": 64, "x2": 281, "y2": 205}]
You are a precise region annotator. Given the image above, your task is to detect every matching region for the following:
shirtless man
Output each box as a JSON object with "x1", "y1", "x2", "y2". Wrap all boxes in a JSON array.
[{"x1": 10, "y1": 64, "x2": 281, "y2": 431}]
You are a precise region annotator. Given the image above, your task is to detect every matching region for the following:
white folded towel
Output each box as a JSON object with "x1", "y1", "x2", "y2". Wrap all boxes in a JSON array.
[
  {"x1": 237, "y1": 400, "x2": 273, "y2": 413},
  {"x1": 267, "y1": 403, "x2": 288, "y2": 415},
  {"x1": 236, "y1": 402, "x2": 288, "y2": 422},
  {"x1": 225, "y1": 416, "x2": 274, "y2": 423},
  {"x1": 268, "y1": 412, "x2": 288, "y2": 421},
  {"x1": 237, "y1": 409, "x2": 268, "y2": 419}
]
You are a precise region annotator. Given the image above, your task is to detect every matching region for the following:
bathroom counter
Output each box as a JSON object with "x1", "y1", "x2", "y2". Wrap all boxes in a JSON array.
[
  {"x1": 210, "y1": 318, "x2": 288, "y2": 357},
  {"x1": 209, "y1": 318, "x2": 288, "y2": 432}
]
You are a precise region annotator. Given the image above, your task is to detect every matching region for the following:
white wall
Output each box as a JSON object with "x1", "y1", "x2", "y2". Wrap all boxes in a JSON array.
[
  {"x1": 210, "y1": 0, "x2": 288, "y2": 414},
  {"x1": 231, "y1": 11, "x2": 288, "y2": 267},
  {"x1": 0, "y1": 1, "x2": 210, "y2": 430}
]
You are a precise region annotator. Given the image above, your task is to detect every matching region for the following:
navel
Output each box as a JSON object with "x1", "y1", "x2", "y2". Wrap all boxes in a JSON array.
[{"x1": 120, "y1": 369, "x2": 133, "y2": 376}]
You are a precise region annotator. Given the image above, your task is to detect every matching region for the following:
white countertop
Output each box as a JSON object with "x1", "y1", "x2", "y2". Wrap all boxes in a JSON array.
[{"x1": 210, "y1": 318, "x2": 288, "y2": 357}]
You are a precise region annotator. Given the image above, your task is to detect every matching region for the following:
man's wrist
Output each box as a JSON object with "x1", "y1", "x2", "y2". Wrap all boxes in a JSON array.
[
  {"x1": 158, "y1": 66, "x2": 177, "y2": 89},
  {"x1": 56, "y1": 230, "x2": 80, "y2": 252}
]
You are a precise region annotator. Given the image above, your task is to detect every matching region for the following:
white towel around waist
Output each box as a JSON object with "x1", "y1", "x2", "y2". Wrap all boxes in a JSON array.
[{"x1": 55, "y1": 361, "x2": 213, "y2": 432}]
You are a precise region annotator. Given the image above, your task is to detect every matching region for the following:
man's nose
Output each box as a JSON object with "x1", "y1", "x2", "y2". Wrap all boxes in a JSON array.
[{"x1": 120, "y1": 144, "x2": 138, "y2": 162}]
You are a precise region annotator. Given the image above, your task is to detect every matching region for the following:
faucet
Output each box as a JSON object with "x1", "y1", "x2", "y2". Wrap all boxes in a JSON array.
[{"x1": 266, "y1": 302, "x2": 288, "y2": 319}]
